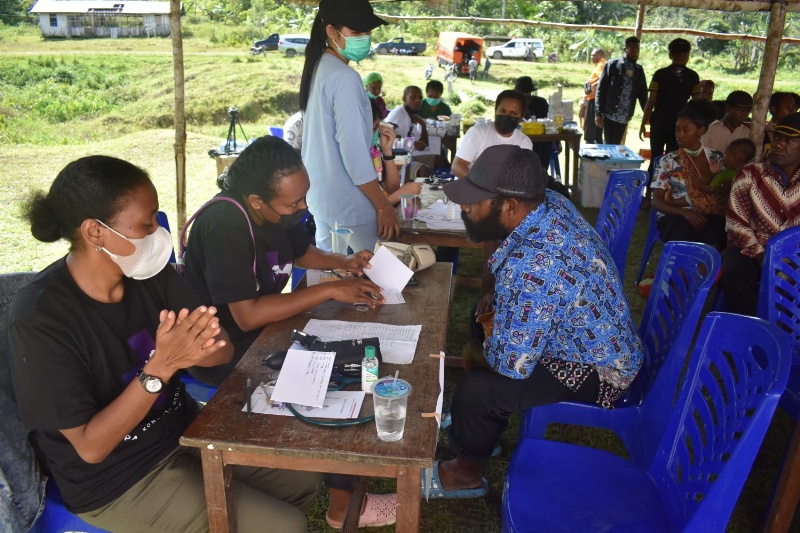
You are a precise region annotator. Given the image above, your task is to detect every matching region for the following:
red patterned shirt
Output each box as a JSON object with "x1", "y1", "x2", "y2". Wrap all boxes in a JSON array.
[{"x1": 726, "y1": 161, "x2": 800, "y2": 257}]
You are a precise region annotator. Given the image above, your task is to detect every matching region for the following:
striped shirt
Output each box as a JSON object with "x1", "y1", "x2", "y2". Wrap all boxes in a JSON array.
[{"x1": 726, "y1": 161, "x2": 800, "y2": 257}]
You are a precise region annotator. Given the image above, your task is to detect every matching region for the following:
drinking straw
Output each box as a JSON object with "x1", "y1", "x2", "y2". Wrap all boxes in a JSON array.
[{"x1": 392, "y1": 370, "x2": 399, "y2": 390}]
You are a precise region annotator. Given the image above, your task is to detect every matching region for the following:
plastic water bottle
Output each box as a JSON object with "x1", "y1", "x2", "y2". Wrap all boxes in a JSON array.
[
  {"x1": 362, "y1": 346, "x2": 379, "y2": 393},
  {"x1": 555, "y1": 114, "x2": 564, "y2": 133}
]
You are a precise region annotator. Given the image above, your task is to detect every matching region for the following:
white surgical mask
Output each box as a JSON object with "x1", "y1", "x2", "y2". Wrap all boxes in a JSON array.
[{"x1": 96, "y1": 220, "x2": 173, "y2": 280}]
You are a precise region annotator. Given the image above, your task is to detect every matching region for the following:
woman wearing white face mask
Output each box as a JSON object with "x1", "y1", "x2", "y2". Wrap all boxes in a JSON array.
[
  {"x1": 8, "y1": 155, "x2": 321, "y2": 532},
  {"x1": 300, "y1": 0, "x2": 401, "y2": 253}
]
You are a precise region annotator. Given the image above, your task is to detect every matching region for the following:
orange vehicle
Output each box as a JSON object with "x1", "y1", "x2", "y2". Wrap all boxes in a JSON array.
[{"x1": 436, "y1": 32, "x2": 483, "y2": 75}]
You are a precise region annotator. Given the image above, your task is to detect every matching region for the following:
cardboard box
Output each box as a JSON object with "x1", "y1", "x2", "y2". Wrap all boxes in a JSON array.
[
  {"x1": 215, "y1": 154, "x2": 238, "y2": 178},
  {"x1": 578, "y1": 144, "x2": 644, "y2": 208}
]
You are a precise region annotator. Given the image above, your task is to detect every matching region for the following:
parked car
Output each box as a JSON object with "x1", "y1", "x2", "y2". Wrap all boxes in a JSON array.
[
  {"x1": 278, "y1": 34, "x2": 309, "y2": 57},
  {"x1": 372, "y1": 37, "x2": 427, "y2": 56},
  {"x1": 251, "y1": 33, "x2": 279, "y2": 53},
  {"x1": 486, "y1": 38, "x2": 545, "y2": 60},
  {"x1": 436, "y1": 32, "x2": 483, "y2": 75}
]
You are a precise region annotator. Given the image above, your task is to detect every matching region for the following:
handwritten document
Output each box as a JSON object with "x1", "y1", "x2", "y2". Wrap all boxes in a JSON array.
[
  {"x1": 270, "y1": 348, "x2": 335, "y2": 407},
  {"x1": 366, "y1": 246, "x2": 414, "y2": 292},
  {"x1": 245, "y1": 389, "x2": 366, "y2": 419},
  {"x1": 302, "y1": 319, "x2": 422, "y2": 365}
]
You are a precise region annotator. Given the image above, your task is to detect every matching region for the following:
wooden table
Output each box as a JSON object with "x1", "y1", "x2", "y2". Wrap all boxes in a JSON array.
[
  {"x1": 526, "y1": 131, "x2": 582, "y2": 191},
  {"x1": 180, "y1": 264, "x2": 453, "y2": 533},
  {"x1": 397, "y1": 185, "x2": 479, "y2": 250}
]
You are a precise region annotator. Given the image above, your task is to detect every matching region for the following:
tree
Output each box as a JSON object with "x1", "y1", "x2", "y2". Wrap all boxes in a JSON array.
[
  {"x1": 697, "y1": 21, "x2": 731, "y2": 56},
  {"x1": 0, "y1": 0, "x2": 30, "y2": 25}
]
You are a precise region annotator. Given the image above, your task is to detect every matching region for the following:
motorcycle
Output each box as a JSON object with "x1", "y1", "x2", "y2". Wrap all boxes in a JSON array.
[
  {"x1": 424, "y1": 63, "x2": 434, "y2": 80},
  {"x1": 249, "y1": 45, "x2": 265, "y2": 56},
  {"x1": 547, "y1": 52, "x2": 558, "y2": 63},
  {"x1": 443, "y1": 63, "x2": 458, "y2": 82}
]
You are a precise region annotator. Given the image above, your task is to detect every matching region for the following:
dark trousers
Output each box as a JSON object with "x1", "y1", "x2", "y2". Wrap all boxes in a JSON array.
[
  {"x1": 647, "y1": 119, "x2": 678, "y2": 176},
  {"x1": 719, "y1": 246, "x2": 762, "y2": 316},
  {"x1": 603, "y1": 118, "x2": 628, "y2": 145},
  {"x1": 447, "y1": 365, "x2": 599, "y2": 463},
  {"x1": 656, "y1": 213, "x2": 727, "y2": 251},
  {"x1": 584, "y1": 100, "x2": 603, "y2": 144}
]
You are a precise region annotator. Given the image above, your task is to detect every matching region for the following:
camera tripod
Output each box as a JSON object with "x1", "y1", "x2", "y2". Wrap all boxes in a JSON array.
[{"x1": 223, "y1": 107, "x2": 249, "y2": 154}]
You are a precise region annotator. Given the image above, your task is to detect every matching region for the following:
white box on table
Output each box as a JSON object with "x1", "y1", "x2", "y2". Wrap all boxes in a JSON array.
[{"x1": 578, "y1": 144, "x2": 645, "y2": 208}]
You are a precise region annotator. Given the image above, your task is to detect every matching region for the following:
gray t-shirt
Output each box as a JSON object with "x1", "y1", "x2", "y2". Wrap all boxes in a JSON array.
[{"x1": 302, "y1": 54, "x2": 376, "y2": 226}]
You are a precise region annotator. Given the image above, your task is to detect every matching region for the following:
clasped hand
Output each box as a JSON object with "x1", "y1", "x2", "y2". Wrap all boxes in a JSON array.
[{"x1": 152, "y1": 306, "x2": 227, "y2": 378}]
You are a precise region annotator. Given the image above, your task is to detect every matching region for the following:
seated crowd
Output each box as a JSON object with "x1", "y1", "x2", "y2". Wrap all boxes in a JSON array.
[{"x1": 3, "y1": 2, "x2": 800, "y2": 531}]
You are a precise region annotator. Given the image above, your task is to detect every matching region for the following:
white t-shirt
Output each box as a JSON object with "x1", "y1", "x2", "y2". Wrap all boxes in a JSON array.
[
  {"x1": 385, "y1": 106, "x2": 421, "y2": 140},
  {"x1": 455, "y1": 122, "x2": 533, "y2": 165},
  {"x1": 700, "y1": 120, "x2": 750, "y2": 153}
]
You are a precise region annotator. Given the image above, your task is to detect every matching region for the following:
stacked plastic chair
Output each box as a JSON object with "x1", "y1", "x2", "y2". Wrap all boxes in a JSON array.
[
  {"x1": 503, "y1": 312, "x2": 791, "y2": 532},
  {"x1": 757, "y1": 226, "x2": 800, "y2": 532},
  {"x1": 635, "y1": 155, "x2": 665, "y2": 285},
  {"x1": 521, "y1": 241, "x2": 720, "y2": 465},
  {"x1": 593, "y1": 169, "x2": 648, "y2": 283}
]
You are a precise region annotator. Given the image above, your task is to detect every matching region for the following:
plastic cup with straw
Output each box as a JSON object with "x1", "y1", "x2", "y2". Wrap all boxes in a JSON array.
[{"x1": 372, "y1": 370, "x2": 412, "y2": 442}]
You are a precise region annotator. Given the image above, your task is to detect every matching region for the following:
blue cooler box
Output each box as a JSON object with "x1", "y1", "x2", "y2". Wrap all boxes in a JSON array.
[{"x1": 578, "y1": 144, "x2": 645, "y2": 208}]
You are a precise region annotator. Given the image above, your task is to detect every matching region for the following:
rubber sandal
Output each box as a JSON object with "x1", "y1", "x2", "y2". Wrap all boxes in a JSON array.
[
  {"x1": 325, "y1": 493, "x2": 396, "y2": 529},
  {"x1": 421, "y1": 461, "x2": 489, "y2": 499},
  {"x1": 440, "y1": 411, "x2": 501, "y2": 457}
]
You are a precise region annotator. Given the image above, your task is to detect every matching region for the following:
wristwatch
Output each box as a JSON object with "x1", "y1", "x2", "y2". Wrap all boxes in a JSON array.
[{"x1": 137, "y1": 369, "x2": 164, "y2": 394}]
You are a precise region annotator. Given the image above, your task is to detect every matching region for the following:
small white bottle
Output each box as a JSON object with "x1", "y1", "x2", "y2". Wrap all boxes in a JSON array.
[{"x1": 362, "y1": 346, "x2": 379, "y2": 393}]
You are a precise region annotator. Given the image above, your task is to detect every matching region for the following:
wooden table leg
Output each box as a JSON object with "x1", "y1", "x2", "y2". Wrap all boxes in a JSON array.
[
  {"x1": 396, "y1": 466, "x2": 422, "y2": 532},
  {"x1": 342, "y1": 476, "x2": 369, "y2": 533},
  {"x1": 201, "y1": 448, "x2": 237, "y2": 533},
  {"x1": 564, "y1": 143, "x2": 571, "y2": 190},
  {"x1": 766, "y1": 419, "x2": 800, "y2": 532}
]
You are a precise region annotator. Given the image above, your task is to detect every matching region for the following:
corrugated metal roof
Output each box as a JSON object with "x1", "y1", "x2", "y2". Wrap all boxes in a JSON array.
[{"x1": 29, "y1": 0, "x2": 171, "y2": 15}]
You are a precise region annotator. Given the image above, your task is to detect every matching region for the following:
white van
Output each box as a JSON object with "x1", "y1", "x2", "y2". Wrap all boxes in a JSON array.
[{"x1": 486, "y1": 38, "x2": 544, "y2": 60}]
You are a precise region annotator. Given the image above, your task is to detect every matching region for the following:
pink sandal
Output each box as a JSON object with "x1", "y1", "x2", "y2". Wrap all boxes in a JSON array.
[{"x1": 325, "y1": 493, "x2": 397, "y2": 529}]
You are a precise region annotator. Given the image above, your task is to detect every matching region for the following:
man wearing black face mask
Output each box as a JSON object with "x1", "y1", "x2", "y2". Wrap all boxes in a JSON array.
[
  {"x1": 451, "y1": 90, "x2": 532, "y2": 179},
  {"x1": 386, "y1": 85, "x2": 429, "y2": 151}
]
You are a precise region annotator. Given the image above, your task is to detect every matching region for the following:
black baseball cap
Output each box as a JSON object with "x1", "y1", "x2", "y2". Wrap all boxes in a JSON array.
[
  {"x1": 774, "y1": 112, "x2": 800, "y2": 139},
  {"x1": 318, "y1": 0, "x2": 388, "y2": 33},
  {"x1": 443, "y1": 145, "x2": 546, "y2": 205}
]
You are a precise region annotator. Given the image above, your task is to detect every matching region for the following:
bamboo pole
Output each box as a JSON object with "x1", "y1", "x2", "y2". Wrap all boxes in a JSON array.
[
  {"x1": 611, "y1": 0, "x2": 800, "y2": 12},
  {"x1": 635, "y1": 2, "x2": 646, "y2": 39},
  {"x1": 749, "y1": 0, "x2": 786, "y2": 155},
  {"x1": 375, "y1": 14, "x2": 800, "y2": 45},
  {"x1": 169, "y1": 0, "x2": 187, "y2": 230}
]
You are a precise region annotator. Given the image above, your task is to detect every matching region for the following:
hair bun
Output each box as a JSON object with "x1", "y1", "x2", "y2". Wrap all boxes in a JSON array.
[{"x1": 25, "y1": 192, "x2": 63, "y2": 243}]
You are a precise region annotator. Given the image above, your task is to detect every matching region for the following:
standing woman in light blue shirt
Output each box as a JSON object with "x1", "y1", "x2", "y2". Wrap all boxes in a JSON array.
[{"x1": 300, "y1": 0, "x2": 401, "y2": 252}]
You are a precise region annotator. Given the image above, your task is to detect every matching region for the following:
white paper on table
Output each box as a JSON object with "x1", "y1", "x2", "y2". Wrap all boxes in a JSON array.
[
  {"x1": 366, "y1": 246, "x2": 414, "y2": 292},
  {"x1": 302, "y1": 319, "x2": 422, "y2": 365},
  {"x1": 380, "y1": 289, "x2": 405, "y2": 304},
  {"x1": 270, "y1": 348, "x2": 335, "y2": 407},
  {"x1": 244, "y1": 388, "x2": 366, "y2": 418},
  {"x1": 415, "y1": 199, "x2": 466, "y2": 231}
]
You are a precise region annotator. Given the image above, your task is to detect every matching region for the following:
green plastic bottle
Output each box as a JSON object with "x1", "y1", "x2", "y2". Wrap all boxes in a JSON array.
[{"x1": 362, "y1": 346, "x2": 379, "y2": 393}]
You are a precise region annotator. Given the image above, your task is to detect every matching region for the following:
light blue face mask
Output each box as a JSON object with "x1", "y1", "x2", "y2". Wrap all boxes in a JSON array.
[
  {"x1": 426, "y1": 97, "x2": 441, "y2": 107},
  {"x1": 335, "y1": 31, "x2": 371, "y2": 62},
  {"x1": 366, "y1": 91, "x2": 378, "y2": 100}
]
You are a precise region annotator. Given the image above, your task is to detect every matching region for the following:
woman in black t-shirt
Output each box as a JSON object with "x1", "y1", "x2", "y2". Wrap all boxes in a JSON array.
[
  {"x1": 8, "y1": 155, "x2": 321, "y2": 532},
  {"x1": 183, "y1": 136, "x2": 398, "y2": 529}
]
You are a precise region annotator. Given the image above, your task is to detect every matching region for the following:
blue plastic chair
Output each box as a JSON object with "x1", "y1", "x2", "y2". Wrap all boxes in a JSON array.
[
  {"x1": 35, "y1": 479, "x2": 111, "y2": 533},
  {"x1": 634, "y1": 155, "x2": 665, "y2": 285},
  {"x1": 156, "y1": 210, "x2": 177, "y2": 265},
  {"x1": 594, "y1": 169, "x2": 648, "y2": 282},
  {"x1": 756, "y1": 226, "x2": 800, "y2": 531},
  {"x1": 268, "y1": 126, "x2": 284, "y2": 139},
  {"x1": 503, "y1": 312, "x2": 792, "y2": 533},
  {"x1": 521, "y1": 241, "x2": 720, "y2": 466}
]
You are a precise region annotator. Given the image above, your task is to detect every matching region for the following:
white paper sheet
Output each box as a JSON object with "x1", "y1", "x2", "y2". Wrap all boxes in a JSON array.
[
  {"x1": 302, "y1": 319, "x2": 422, "y2": 365},
  {"x1": 244, "y1": 388, "x2": 366, "y2": 418},
  {"x1": 379, "y1": 289, "x2": 405, "y2": 304},
  {"x1": 366, "y1": 246, "x2": 414, "y2": 292},
  {"x1": 269, "y1": 348, "x2": 335, "y2": 407},
  {"x1": 415, "y1": 199, "x2": 466, "y2": 231}
]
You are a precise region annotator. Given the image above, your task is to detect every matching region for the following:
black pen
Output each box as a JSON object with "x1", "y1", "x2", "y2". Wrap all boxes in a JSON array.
[
  {"x1": 325, "y1": 269, "x2": 345, "y2": 279},
  {"x1": 246, "y1": 377, "x2": 252, "y2": 419}
]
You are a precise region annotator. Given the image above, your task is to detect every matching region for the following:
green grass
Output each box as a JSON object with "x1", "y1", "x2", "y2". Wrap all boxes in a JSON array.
[{"x1": 2, "y1": 22, "x2": 800, "y2": 532}]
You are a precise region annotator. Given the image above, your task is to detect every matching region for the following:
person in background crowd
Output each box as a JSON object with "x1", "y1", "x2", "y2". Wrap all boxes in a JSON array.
[
  {"x1": 514, "y1": 76, "x2": 552, "y2": 170},
  {"x1": 419, "y1": 80, "x2": 452, "y2": 119},
  {"x1": 595, "y1": 36, "x2": 648, "y2": 145},
  {"x1": 583, "y1": 48, "x2": 606, "y2": 144},
  {"x1": 429, "y1": 145, "x2": 642, "y2": 499},
  {"x1": 386, "y1": 85, "x2": 430, "y2": 151},
  {"x1": 300, "y1": 0, "x2": 400, "y2": 253},
  {"x1": 363, "y1": 72, "x2": 388, "y2": 118},
  {"x1": 701, "y1": 90, "x2": 753, "y2": 153},
  {"x1": 764, "y1": 92, "x2": 799, "y2": 155},
  {"x1": 8, "y1": 155, "x2": 321, "y2": 533},
  {"x1": 650, "y1": 101, "x2": 728, "y2": 251},
  {"x1": 640, "y1": 38, "x2": 700, "y2": 175},
  {"x1": 369, "y1": 99, "x2": 422, "y2": 205},
  {"x1": 481, "y1": 57, "x2": 492, "y2": 80},
  {"x1": 468, "y1": 55, "x2": 478, "y2": 84},
  {"x1": 698, "y1": 80, "x2": 715, "y2": 101},
  {"x1": 183, "y1": 137, "x2": 397, "y2": 529},
  {"x1": 721, "y1": 112, "x2": 800, "y2": 316},
  {"x1": 452, "y1": 90, "x2": 532, "y2": 179}
]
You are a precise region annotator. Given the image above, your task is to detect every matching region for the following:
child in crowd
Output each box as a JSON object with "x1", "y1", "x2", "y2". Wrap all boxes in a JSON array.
[{"x1": 710, "y1": 138, "x2": 757, "y2": 190}]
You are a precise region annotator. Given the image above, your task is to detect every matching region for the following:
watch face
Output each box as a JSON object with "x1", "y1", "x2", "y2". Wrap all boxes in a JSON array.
[{"x1": 145, "y1": 377, "x2": 163, "y2": 393}]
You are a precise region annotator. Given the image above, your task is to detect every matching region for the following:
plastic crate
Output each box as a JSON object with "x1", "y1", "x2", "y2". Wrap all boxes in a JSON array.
[{"x1": 578, "y1": 144, "x2": 645, "y2": 208}]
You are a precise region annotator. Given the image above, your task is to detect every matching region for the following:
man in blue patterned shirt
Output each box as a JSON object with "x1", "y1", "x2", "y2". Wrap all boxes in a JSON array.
[{"x1": 430, "y1": 145, "x2": 643, "y2": 498}]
